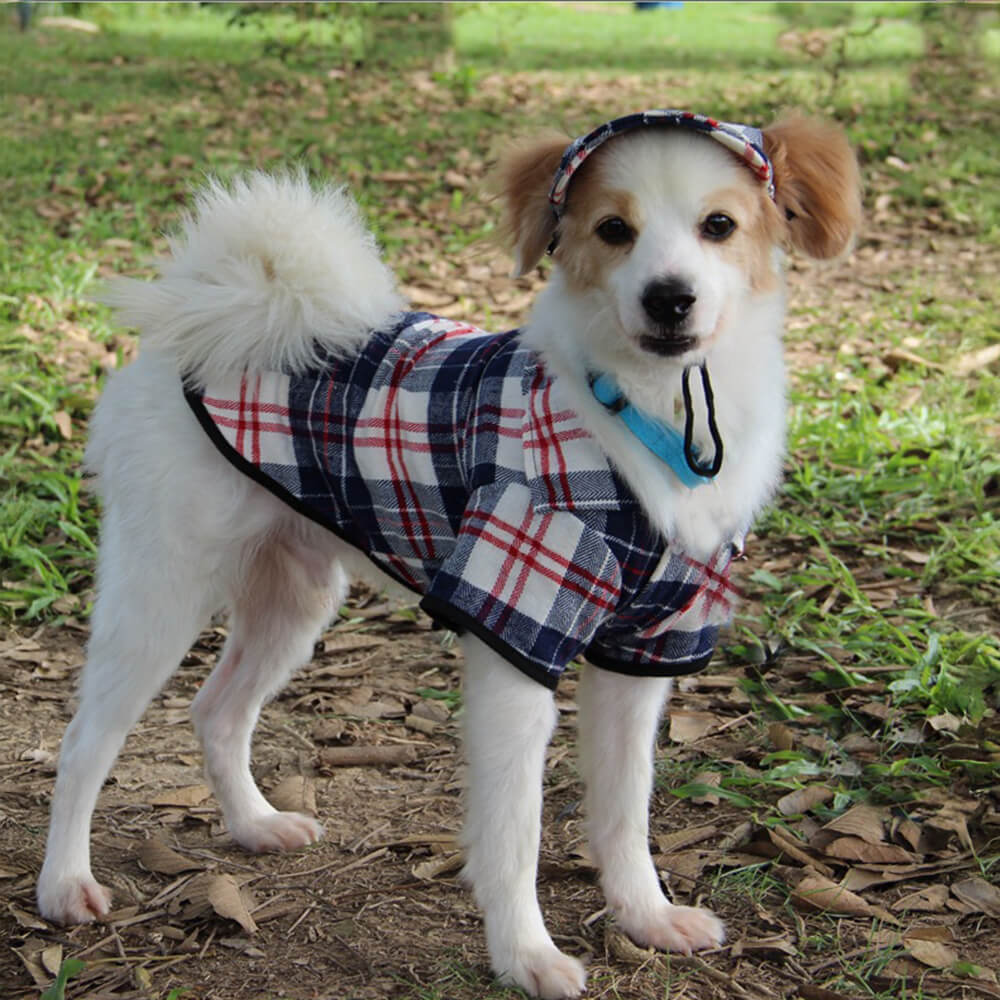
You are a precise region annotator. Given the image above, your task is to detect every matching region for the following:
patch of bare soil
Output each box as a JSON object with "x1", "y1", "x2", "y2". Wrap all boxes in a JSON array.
[{"x1": 2, "y1": 570, "x2": 999, "y2": 1000}]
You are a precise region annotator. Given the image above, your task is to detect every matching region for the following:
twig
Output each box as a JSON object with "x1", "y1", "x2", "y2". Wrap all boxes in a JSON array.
[
  {"x1": 317, "y1": 744, "x2": 417, "y2": 768},
  {"x1": 277, "y1": 845, "x2": 389, "y2": 881}
]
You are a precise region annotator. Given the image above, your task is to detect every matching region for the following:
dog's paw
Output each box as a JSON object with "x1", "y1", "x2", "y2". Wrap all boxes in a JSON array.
[
  {"x1": 37, "y1": 874, "x2": 112, "y2": 926},
  {"x1": 231, "y1": 810, "x2": 324, "y2": 853},
  {"x1": 497, "y1": 944, "x2": 587, "y2": 1000},
  {"x1": 618, "y1": 900, "x2": 724, "y2": 954}
]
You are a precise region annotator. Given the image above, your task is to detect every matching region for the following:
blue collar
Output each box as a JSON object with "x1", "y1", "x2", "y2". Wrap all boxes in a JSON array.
[{"x1": 589, "y1": 366, "x2": 724, "y2": 489}]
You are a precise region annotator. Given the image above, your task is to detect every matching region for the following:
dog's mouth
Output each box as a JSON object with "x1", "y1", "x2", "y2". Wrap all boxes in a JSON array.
[{"x1": 638, "y1": 334, "x2": 698, "y2": 358}]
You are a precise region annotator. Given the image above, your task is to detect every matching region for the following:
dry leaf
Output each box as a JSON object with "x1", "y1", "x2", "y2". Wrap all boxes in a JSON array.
[
  {"x1": 411, "y1": 699, "x2": 450, "y2": 723},
  {"x1": 137, "y1": 837, "x2": 204, "y2": 875},
  {"x1": 730, "y1": 935, "x2": 798, "y2": 959},
  {"x1": 953, "y1": 343, "x2": 1000, "y2": 376},
  {"x1": 824, "y1": 836, "x2": 914, "y2": 865},
  {"x1": 180, "y1": 873, "x2": 258, "y2": 934},
  {"x1": 661, "y1": 849, "x2": 710, "y2": 886},
  {"x1": 768, "y1": 722, "x2": 795, "y2": 751},
  {"x1": 668, "y1": 710, "x2": 719, "y2": 744},
  {"x1": 952, "y1": 877, "x2": 1000, "y2": 918},
  {"x1": 819, "y1": 804, "x2": 886, "y2": 846},
  {"x1": 268, "y1": 775, "x2": 317, "y2": 816},
  {"x1": 884, "y1": 347, "x2": 945, "y2": 371},
  {"x1": 151, "y1": 784, "x2": 213, "y2": 808},
  {"x1": 8, "y1": 905, "x2": 49, "y2": 931},
  {"x1": 312, "y1": 717, "x2": 347, "y2": 743},
  {"x1": 904, "y1": 924, "x2": 954, "y2": 943},
  {"x1": 53, "y1": 410, "x2": 73, "y2": 440},
  {"x1": 791, "y1": 873, "x2": 874, "y2": 916},
  {"x1": 350, "y1": 697, "x2": 406, "y2": 719},
  {"x1": 769, "y1": 826, "x2": 834, "y2": 877},
  {"x1": 320, "y1": 632, "x2": 386, "y2": 653},
  {"x1": 905, "y1": 937, "x2": 958, "y2": 970},
  {"x1": 656, "y1": 824, "x2": 717, "y2": 854},
  {"x1": 403, "y1": 285, "x2": 457, "y2": 309},
  {"x1": 12, "y1": 939, "x2": 49, "y2": 988},
  {"x1": 891, "y1": 816, "x2": 923, "y2": 852},
  {"x1": 892, "y1": 884, "x2": 949, "y2": 912},
  {"x1": 777, "y1": 784, "x2": 834, "y2": 816},
  {"x1": 926, "y1": 712, "x2": 962, "y2": 733},
  {"x1": 689, "y1": 770, "x2": 721, "y2": 805},
  {"x1": 208, "y1": 875, "x2": 257, "y2": 934},
  {"x1": 796, "y1": 986, "x2": 858, "y2": 1000},
  {"x1": 925, "y1": 811, "x2": 974, "y2": 853},
  {"x1": 40, "y1": 944, "x2": 64, "y2": 976}
]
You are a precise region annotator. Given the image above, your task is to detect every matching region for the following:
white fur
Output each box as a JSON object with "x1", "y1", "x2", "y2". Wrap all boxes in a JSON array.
[
  {"x1": 102, "y1": 171, "x2": 404, "y2": 389},
  {"x1": 39, "y1": 143, "x2": 798, "y2": 998}
]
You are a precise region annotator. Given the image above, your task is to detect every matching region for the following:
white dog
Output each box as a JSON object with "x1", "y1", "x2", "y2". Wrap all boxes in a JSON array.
[{"x1": 38, "y1": 110, "x2": 860, "y2": 999}]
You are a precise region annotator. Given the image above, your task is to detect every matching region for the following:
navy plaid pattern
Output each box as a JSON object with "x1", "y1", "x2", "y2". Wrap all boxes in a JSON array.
[
  {"x1": 549, "y1": 109, "x2": 775, "y2": 216},
  {"x1": 186, "y1": 312, "x2": 737, "y2": 689}
]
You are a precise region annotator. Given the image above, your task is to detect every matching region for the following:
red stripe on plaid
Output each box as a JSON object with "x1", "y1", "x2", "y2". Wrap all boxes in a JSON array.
[
  {"x1": 201, "y1": 394, "x2": 291, "y2": 418},
  {"x1": 381, "y1": 330, "x2": 458, "y2": 561},
  {"x1": 673, "y1": 554, "x2": 738, "y2": 620},
  {"x1": 464, "y1": 506, "x2": 620, "y2": 612},
  {"x1": 231, "y1": 376, "x2": 264, "y2": 465},
  {"x1": 210, "y1": 414, "x2": 295, "y2": 438},
  {"x1": 235, "y1": 376, "x2": 249, "y2": 458},
  {"x1": 482, "y1": 503, "x2": 544, "y2": 635},
  {"x1": 526, "y1": 371, "x2": 578, "y2": 508}
]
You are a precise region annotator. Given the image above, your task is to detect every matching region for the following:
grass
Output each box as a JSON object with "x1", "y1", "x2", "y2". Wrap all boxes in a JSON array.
[{"x1": 1, "y1": 3, "x2": 998, "y2": 997}]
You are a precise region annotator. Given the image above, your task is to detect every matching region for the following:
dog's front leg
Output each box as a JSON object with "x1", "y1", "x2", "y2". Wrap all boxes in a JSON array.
[
  {"x1": 461, "y1": 637, "x2": 586, "y2": 1000},
  {"x1": 577, "y1": 666, "x2": 724, "y2": 953}
]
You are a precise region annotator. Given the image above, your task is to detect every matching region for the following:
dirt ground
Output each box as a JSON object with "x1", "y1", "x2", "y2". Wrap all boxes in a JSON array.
[
  {"x1": 3, "y1": 554, "x2": 999, "y2": 1000},
  {"x1": 1, "y1": 587, "x2": 757, "y2": 1000}
]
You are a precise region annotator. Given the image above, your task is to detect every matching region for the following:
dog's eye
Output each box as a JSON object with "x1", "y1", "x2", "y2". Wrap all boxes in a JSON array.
[
  {"x1": 702, "y1": 213, "x2": 736, "y2": 241},
  {"x1": 595, "y1": 217, "x2": 634, "y2": 246}
]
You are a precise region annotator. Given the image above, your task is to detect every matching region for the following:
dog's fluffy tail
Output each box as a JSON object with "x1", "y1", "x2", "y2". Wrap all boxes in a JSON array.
[{"x1": 103, "y1": 170, "x2": 404, "y2": 387}]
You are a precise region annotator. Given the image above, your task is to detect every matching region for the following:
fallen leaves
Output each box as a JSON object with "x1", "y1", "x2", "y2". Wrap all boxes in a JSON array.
[
  {"x1": 777, "y1": 784, "x2": 834, "y2": 816},
  {"x1": 137, "y1": 838, "x2": 203, "y2": 877},
  {"x1": 176, "y1": 872, "x2": 258, "y2": 935},
  {"x1": 790, "y1": 872, "x2": 875, "y2": 917},
  {"x1": 952, "y1": 877, "x2": 1000, "y2": 919},
  {"x1": 150, "y1": 785, "x2": 213, "y2": 809}
]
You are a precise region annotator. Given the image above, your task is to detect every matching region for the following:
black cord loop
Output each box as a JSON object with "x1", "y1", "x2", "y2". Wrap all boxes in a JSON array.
[{"x1": 681, "y1": 363, "x2": 724, "y2": 478}]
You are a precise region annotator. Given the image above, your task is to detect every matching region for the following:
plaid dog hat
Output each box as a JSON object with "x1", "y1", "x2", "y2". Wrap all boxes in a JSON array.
[{"x1": 548, "y1": 109, "x2": 776, "y2": 216}]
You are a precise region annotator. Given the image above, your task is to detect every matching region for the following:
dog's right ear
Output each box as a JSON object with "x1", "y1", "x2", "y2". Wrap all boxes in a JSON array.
[{"x1": 494, "y1": 135, "x2": 570, "y2": 278}]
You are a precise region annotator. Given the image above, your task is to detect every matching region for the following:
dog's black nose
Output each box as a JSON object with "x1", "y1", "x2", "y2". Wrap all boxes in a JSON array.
[{"x1": 641, "y1": 279, "x2": 696, "y2": 329}]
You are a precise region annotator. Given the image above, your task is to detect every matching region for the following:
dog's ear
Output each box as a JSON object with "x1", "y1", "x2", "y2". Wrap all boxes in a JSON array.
[
  {"x1": 494, "y1": 135, "x2": 570, "y2": 278},
  {"x1": 762, "y1": 116, "x2": 862, "y2": 260}
]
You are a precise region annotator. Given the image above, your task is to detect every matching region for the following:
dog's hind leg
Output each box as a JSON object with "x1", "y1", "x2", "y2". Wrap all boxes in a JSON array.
[
  {"x1": 38, "y1": 514, "x2": 221, "y2": 926},
  {"x1": 577, "y1": 666, "x2": 724, "y2": 953},
  {"x1": 461, "y1": 637, "x2": 586, "y2": 1000},
  {"x1": 190, "y1": 525, "x2": 344, "y2": 853}
]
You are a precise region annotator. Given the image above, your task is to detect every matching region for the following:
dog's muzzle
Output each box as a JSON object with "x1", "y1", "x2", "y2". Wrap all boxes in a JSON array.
[{"x1": 639, "y1": 278, "x2": 697, "y2": 356}]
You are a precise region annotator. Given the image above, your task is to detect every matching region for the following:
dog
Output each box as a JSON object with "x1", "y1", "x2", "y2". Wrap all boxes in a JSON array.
[{"x1": 38, "y1": 110, "x2": 861, "y2": 999}]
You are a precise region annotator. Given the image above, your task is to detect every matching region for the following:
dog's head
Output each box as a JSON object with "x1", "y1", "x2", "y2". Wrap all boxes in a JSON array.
[{"x1": 497, "y1": 113, "x2": 861, "y2": 368}]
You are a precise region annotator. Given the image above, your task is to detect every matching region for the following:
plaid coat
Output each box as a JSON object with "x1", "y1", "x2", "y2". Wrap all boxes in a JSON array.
[{"x1": 185, "y1": 312, "x2": 736, "y2": 689}]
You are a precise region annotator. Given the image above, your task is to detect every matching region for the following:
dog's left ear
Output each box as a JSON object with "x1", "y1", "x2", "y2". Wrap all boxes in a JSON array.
[
  {"x1": 494, "y1": 135, "x2": 571, "y2": 278},
  {"x1": 763, "y1": 116, "x2": 863, "y2": 259}
]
